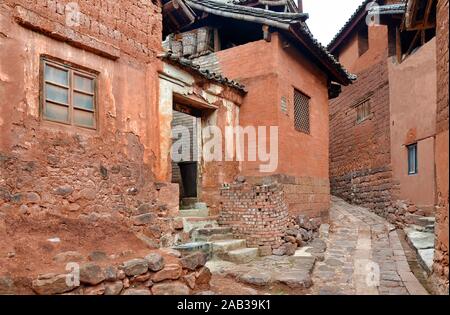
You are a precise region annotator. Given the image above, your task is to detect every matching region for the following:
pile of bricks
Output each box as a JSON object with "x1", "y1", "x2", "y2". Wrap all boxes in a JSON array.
[{"x1": 219, "y1": 180, "x2": 289, "y2": 251}]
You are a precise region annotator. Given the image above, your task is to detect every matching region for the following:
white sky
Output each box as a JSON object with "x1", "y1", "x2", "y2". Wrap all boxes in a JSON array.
[{"x1": 302, "y1": 0, "x2": 365, "y2": 46}]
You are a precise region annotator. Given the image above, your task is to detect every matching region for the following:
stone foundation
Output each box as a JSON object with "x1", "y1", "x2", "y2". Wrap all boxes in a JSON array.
[
  {"x1": 1, "y1": 250, "x2": 211, "y2": 295},
  {"x1": 330, "y1": 166, "x2": 395, "y2": 218}
]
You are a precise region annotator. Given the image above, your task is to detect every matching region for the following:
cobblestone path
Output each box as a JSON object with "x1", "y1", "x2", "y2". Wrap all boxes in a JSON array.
[{"x1": 310, "y1": 197, "x2": 429, "y2": 295}]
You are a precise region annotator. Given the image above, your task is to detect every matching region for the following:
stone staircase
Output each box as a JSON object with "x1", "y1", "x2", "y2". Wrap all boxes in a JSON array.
[
  {"x1": 174, "y1": 204, "x2": 259, "y2": 264},
  {"x1": 404, "y1": 213, "x2": 436, "y2": 274}
]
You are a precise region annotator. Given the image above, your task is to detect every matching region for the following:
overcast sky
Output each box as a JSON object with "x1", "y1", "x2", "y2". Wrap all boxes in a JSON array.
[{"x1": 302, "y1": 0, "x2": 365, "y2": 46}]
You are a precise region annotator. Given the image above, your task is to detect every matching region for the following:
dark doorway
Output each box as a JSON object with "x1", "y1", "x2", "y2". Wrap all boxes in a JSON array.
[{"x1": 171, "y1": 104, "x2": 201, "y2": 205}]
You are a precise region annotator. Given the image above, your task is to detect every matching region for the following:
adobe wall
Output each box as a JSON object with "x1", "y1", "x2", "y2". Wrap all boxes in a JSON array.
[
  {"x1": 0, "y1": 1, "x2": 179, "y2": 248},
  {"x1": 337, "y1": 25, "x2": 389, "y2": 74},
  {"x1": 158, "y1": 62, "x2": 244, "y2": 216},
  {"x1": 388, "y1": 38, "x2": 437, "y2": 214},
  {"x1": 329, "y1": 59, "x2": 394, "y2": 217},
  {"x1": 215, "y1": 33, "x2": 331, "y2": 219},
  {"x1": 432, "y1": 0, "x2": 449, "y2": 295}
]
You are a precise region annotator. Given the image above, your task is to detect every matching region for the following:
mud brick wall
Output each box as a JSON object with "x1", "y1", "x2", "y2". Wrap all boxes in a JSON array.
[
  {"x1": 280, "y1": 176, "x2": 330, "y2": 221},
  {"x1": 0, "y1": 1, "x2": 179, "y2": 247},
  {"x1": 219, "y1": 181, "x2": 289, "y2": 249},
  {"x1": 436, "y1": 0, "x2": 449, "y2": 135},
  {"x1": 433, "y1": 0, "x2": 449, "y2": 295},
  {"x1": 2, "y1": 0, "x2": 163, "y2": 61},
  {"x1": 329, "y1": 60, "x2": 394, "y2": 217}
]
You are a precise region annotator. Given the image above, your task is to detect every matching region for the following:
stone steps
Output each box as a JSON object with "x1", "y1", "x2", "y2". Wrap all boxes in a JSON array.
[
  {"x1": 176, "y1": 205, "x2": 259, "y2": 265},
  {"x1": 179, "y1": 209, "x2": 210, "y2": 218},
  {"x1": 405, "y1": 214, "x2": 435, "y2": 228},
  {"x1": 219, "y1": 248, "x2": 259, "y2": 264},
  {"x1": 192, "y1": 227, "x2": 234, "y2": 242},
  {"x1": 180, "y1": 217, "x2": 219, "y2": 233},
  {"x1": 405, "y1": 226, "x2": 435, "y2": 274},
  {"x1": 172, "y1": 242, "x2": 212, "y2": 258},
  {"x1": 212, "y1": 239, "x2": 247, "y2": 255}
]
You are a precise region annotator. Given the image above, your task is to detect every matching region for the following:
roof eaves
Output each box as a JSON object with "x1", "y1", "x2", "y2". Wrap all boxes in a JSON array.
[
  {"x1": 158, "y1": 52, "x2": 248, "y2": 93},
  {"x1": 327, "y1": 0, "x2": 373, "y2": 52},
  {"x1": 291, "y1": 22, "x2": 357, "y2": 85},
  {"x1": 186, "y1": 0, "x2": 309, "y2": 25}
]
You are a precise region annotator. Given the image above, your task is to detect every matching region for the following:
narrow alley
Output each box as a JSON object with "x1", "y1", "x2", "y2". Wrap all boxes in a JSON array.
[
  {"x1": 207, "y1": 197, "x2": 430, "y2": 296},
  {"x1": 311, "y1": 197, "x2": 429, "y2": 295}
]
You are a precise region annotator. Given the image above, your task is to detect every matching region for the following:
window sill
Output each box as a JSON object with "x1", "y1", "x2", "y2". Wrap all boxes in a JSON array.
[{"x1": 356, "y1": 114, "x2": 374, "y2": 125}]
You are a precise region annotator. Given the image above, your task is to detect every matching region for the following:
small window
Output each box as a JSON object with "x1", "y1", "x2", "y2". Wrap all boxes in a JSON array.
[
  {"x1": 356, "y1": 99, "x2": 371, "y2": 123},
  {"x1": 294, "y1": 89, "x2": 310, "y2": 134},
  {"x1": 407, "y1": 143, "x2": 418, "y2": 175},
  {"x1": 41, "y1": 58, "x2": 97, "y2": 129}
]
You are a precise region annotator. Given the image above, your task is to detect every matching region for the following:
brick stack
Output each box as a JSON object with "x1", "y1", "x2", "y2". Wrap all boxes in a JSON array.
[{"x1": 219, "y1": 180, "x2": 289, "y2": 251}]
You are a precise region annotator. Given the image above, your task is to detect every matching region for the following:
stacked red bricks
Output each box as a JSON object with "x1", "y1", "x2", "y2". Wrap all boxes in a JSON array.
[{"x1": 219, "y1": 181, "x2": 289, "y2": 250}]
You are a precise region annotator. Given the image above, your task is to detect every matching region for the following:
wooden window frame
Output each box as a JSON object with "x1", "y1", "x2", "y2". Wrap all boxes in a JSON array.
[
  {"x1": 356, "y1": 99, "x2": 371, "y2": 124},
  {"x1": 40, "y1": 57, "x2": 98, "y2": 130},
  {"x1": 293, "y1": 88, "x2": 311, "y2": 135}
]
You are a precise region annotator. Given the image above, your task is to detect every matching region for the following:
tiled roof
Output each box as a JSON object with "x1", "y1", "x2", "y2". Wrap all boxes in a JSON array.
[
  {"x1": 327, "y1": 0, "x2": 373, "y2": 52},
  {"x1": 185, "y1": 0, "x2": 356, "y2": 84},
  {"x1": 158, "y1": 51, "x2": 247, "y2": 93},
  {"x1": 186, "y1": 0, "x2": 309, "y2": 25},
  {"x1": 328, "y1": 0, "x2": 406, "y2": 52},
  {"x1": 369, "y1": 3, "x2": 406, "y2": 15}
]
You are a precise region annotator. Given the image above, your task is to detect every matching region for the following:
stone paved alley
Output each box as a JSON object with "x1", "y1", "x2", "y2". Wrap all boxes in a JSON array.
[
  {"x1": 208, "y1": 197, "x2": 430, "y2": 295},
  {"x1": 310, "y1": 197, "x2": 429, "y2": 295}
]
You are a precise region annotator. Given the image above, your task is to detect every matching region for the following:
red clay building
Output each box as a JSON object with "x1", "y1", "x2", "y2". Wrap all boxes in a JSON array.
[
  {"x1": 329, "y1": 0, "x2": 439, "y2": 219},
  {"x1": 329, "y1": 0, "x2": 448, "y2": 293},
  {"x1": 162, "y1": 0, "x2": 355, "y2": 250},
  {"x1": 433, "y1": 0, "x2": 449, "y2": 295},
  {"x1": 0, "y1": 0, "x2": 247, "y2": 264}
]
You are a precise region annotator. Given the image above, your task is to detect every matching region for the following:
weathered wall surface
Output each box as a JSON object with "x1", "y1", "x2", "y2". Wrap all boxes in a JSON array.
[
  {"x1": 337, "y1": 25, "x2": 389, "y2": 74},
  {"x1": 432, "y1": 0, "x2": 449, "y2": 295},
  {"x1": 219, "y1": 180, "x2": 289, "y2": 250},
  {"x1": 0, "y1": 1, "x2": 179, "y2": 248},
  {"x1": 329, "y1": 59, "x2": 394, "y2": 217},
  {"x1": 158, "y1": 62, "x2": 243, "y2": 215},
  {"x1": 215, "y1": 33, "x2": 331, "y2": 219},
  {"x1": 388, "y1": 38, "x2": 437, "y2": 214}
]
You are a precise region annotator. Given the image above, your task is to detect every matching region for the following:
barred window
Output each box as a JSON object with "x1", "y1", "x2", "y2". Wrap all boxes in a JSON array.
[
  {"x1": 294, "y1": 89, "x2": 310, "y2": 134},
  {"x1": 356, "y1": 99, "x2": 371, "y2": 123},
  {"x1": 41, "y1": 57, "x2": 97, "y2": 129}
]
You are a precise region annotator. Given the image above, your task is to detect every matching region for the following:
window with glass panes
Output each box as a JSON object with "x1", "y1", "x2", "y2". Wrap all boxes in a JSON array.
[
  {"x1": 41, "y1": 58, "x2": 97, "y2": 129},
  {"x1": 407, "y1": 143, "x2": 418, "y2": 175}
]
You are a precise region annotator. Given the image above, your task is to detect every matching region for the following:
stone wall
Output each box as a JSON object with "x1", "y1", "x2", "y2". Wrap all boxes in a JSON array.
[
  {"x1": 329, "y1": 60, "x2": 394, "y2": 217},
  {"x1": 2, "y1": 250, "x2": 211, "y2": 295},
  {"x1": 2, "y1": 0, "x2": 162, "y2": 61},
  {"x1": 432, "y1": 0, "x2": 449, "y2": 295}
]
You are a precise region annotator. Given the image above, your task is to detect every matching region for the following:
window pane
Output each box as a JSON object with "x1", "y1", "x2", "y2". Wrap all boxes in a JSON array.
[
  {"x1": 73, "y1": 92, "x2": 94, "y2": 110},
  {"x1": 408, "y1": 144, "x2": 417, "y2": 174},
  {"x1": 74, "y1": 74, "x2": 94, "y2": 93},
  {"x1": 45, "y1": 64, "x2": 68, "y2": 86},
  {"x1": 46, "y1": 83, "x2": 69, "y2": 104},
  {"x1": 74, "y1": 109, "x2": 95, "y2": 127},
  {"x1": 44, "y1": 102, "x2": 69, "y2": 122}
]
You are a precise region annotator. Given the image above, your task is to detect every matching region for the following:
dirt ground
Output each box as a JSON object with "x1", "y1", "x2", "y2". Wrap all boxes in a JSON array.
[{"x1": 0, "y1": 211, "x2": 178, "y2": 294}]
